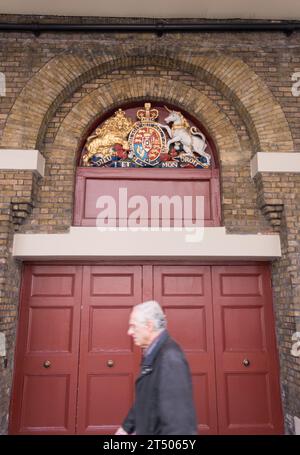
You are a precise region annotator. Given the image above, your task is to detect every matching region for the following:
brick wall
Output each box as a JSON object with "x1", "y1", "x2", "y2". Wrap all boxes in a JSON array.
[
  {"x1": 0, "y1": 15, "x2": 299, "y2": 434},
  {"x1": 0, "y1": 169, "x2": 39, "y2": 433}
]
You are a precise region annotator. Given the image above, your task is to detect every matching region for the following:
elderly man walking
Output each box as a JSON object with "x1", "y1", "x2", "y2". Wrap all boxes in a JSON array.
[{"x1": 115, "y1": 300, "x2": 197, "y2": 435}]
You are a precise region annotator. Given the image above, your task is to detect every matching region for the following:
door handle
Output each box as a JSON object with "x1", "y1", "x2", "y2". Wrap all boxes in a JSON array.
[
  {"x1": 43, "y1": 360, "x2": 51, "y2": 368},
  {"x1": 107, "y1": 360, "x2": 114, "y2": 368},
  {"x1": 243, "y1": 358, "x2": 250, "y2": 367}
]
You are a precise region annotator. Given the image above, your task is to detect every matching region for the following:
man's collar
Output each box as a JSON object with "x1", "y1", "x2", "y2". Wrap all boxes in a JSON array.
[{"x1": 142, "y1": 329, "x2": 169, "y2": 366}]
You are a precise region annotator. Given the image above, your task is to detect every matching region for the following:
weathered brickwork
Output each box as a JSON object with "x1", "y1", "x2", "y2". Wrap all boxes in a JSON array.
[
  {"x1": 254, "y1": 172, "x2": 300, "y2": 433},
  {"x1": 0, "y1": 169, "x2": 39, "y2": 433},
  {"x1": 0, "y1": 15, "x2": 299, "y2": 434}
]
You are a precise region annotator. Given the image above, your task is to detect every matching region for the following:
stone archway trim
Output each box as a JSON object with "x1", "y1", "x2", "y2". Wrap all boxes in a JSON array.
[
  {"x1": 52, "y1": 76, "x2": 242, "y2": 165},
  {"x1": 0, "y1": 52, "x2": 293, "y2": 154}
]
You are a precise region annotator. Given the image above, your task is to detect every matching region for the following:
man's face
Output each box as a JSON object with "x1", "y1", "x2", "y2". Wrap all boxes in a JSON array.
[{"x1": 128, "y1": 309, "x2": 151, "y2": 348}]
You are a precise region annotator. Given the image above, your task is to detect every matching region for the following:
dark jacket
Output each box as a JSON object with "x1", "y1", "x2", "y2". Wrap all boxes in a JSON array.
[{"x1": 122, "y1": 331, "x2": 197, "y2": 435}]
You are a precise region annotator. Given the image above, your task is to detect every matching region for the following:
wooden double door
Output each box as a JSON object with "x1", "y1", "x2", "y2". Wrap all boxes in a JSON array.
[{"x1": 10, "y1": 263, "x2": 283, "y2": 435}]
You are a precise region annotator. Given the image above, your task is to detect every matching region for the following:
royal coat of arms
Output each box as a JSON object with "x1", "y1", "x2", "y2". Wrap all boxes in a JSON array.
[{"x1": 81, "y1": 103, "x2": 211, "y2": 168}]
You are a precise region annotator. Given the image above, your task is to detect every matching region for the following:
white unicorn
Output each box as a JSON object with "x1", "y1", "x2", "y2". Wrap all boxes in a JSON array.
[{"x1": 159, "y1": 107, "x2": 211, "y2": 165}]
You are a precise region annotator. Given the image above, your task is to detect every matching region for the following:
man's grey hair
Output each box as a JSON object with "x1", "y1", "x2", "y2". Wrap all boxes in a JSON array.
[{"x1": 133, "y1": 300, "x2": 167, "y2": 331}]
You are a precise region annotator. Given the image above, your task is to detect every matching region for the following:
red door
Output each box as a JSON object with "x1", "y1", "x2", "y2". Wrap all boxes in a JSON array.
[
  {"x1": 9, "y1": 265, "x2": 83, "y2": 434},
  {"x1": 212, "y1": 265, "x2": 284, "y2": 434},
  {"x1": 153, "y1": 265, "x2": 218, "y2": 435},
  {"x1": 76, "y1": 265, "x2": 143, "y2": 434},
  {"x1": 10, "y1": 263, "x2": 283, "y2": 435}
]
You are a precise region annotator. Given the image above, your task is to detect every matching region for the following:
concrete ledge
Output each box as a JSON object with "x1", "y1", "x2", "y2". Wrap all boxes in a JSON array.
[
  {"x1": 12, "y1": 226, "x2": 281, "y2": 261},
  {"x1": 0, "y1": 149, "x2": 45, "y2": 177},
  {"x1": 251, "y1": 152, "x2": 300, "y2": 178}
]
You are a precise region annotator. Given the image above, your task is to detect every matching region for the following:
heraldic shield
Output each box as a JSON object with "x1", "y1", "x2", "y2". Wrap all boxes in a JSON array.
[{"x1": 127, "y1": 104, "x2": 166, "y2": 167}]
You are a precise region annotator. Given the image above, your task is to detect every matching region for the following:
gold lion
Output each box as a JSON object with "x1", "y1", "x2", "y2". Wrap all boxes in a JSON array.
[{"x1": 82, "y1": 109, "x2": 134, "y2": 166}]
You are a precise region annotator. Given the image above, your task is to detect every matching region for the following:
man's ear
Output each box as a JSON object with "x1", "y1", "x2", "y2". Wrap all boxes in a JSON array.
[{"x1": 146, "y1": 319, "x2": 154, "y2": 332}]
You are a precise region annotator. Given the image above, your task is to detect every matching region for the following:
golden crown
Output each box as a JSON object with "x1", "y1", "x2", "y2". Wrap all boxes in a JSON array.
[{"x1": 136, "y1": 103, "x2": 159, "y2": 122}]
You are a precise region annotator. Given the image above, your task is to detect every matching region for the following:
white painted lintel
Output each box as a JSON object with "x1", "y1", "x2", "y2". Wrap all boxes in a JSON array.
[{"x1": 12, "y1": 226, "x2": 281, "y2": 261}]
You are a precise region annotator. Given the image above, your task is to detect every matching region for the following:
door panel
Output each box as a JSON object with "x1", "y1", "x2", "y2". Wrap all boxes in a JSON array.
[
  {"x1": 212, "y1": 265, "x2": 284, "y2": 434},
  {"x1": 76, "y1": 265, "x2": 142, "y2": 434},
  {"x1": 153, "y1": 265, "x2": 218, "y2": 435},
  {"x1": 10, "y1": 265, "x2": 82, "y2": 434}
]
